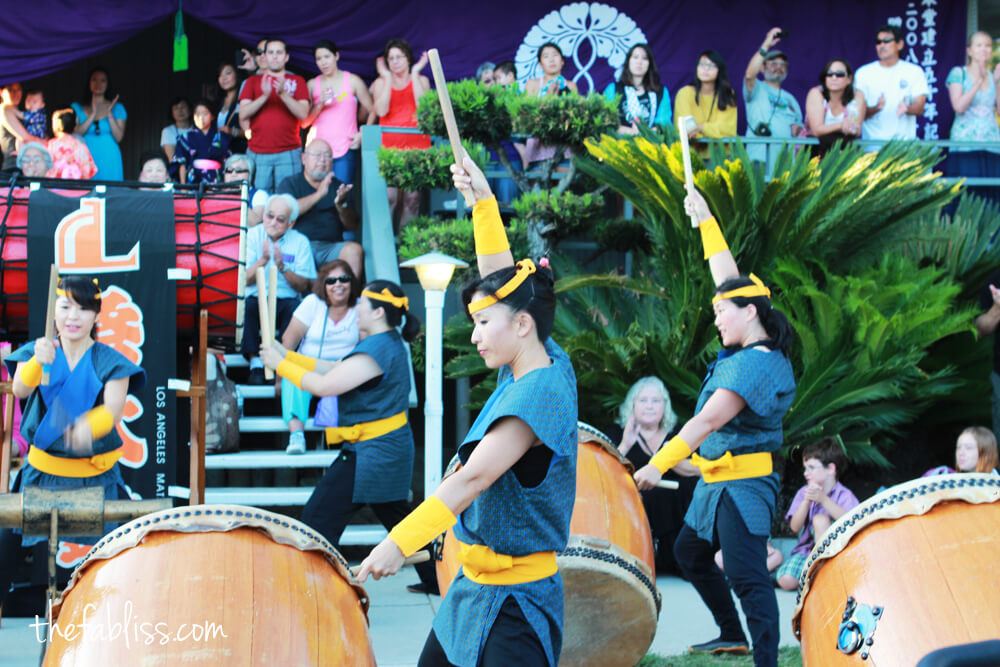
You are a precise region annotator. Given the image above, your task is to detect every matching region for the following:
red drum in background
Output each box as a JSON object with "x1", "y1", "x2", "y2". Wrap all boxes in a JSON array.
[{"x1": 0, "y1": 185, "x2": 246, "y2": 338}]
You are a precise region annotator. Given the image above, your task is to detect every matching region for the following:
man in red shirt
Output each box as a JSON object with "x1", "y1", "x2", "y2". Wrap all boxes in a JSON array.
[{"x1": 239, "y1": 38, "x2": 309, "y2": 190}]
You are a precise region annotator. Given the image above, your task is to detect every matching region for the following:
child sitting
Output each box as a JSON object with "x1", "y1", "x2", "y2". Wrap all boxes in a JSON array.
[
  {"x1": 925, "y1": 426, "x2": 1000, "y2": 476},
  {"x1": 776, "y1": 437, "x2": 860, "y2": 591}
]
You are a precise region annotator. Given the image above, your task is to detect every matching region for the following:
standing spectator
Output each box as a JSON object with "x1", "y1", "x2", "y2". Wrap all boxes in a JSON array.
[
  {"x1": 370, "y1": 38, "x2": 432, "y2": 231},
  {"x1": 303, "y1": 40, "x2": 374, "y2": 186},
  {"x1": 280, "y1": 260, "x2": 360, "y2": 454},
  {"x1": 243, "y1": 193, "x2": 317, "y2": 384},
  {"x1": 216, "y1": 63, "x2": 246, "y2": 154},
  {"x1": 945, "y1": 31, "x2": 1000, "y2": 194},
  {"x1": 175, "y1": 100, "x2": 231, "y2": 184},
  {"x1": 476, "y1": 62, "x2": 495, "y2": 86},
  {"x1": 46, "y1": 109, "x2": 96, "y2": 179},
  {"x1": 603, "y1": 43, "x2": 671, "y2": 135},
  {"x1": 224, "y1": 153, "x2": 267, "y2": 226},
  {"x1": 239, "y1": 38, "x2": 310, "y2": 191},
  {"x1": 855, "y1": 25, "x2": 929, "y2": 144},
  {"x1": 16, "y1": 143, "x2": 51, "y2": 178},
  {"x1": 524, "y1": 42, "x2": 579, "y2": 97},
  {"x1": 976, "y1": 276, "x2": 1000, "y2": 438},
  {"x1": 278, "y1": 139, "x2": 363, "y2": 278},
  {"x1": 1, "y1": 82, "x2": 36, "y2": 173},
  {"x1": 21, "y1": 90, "x2": 47, "y2": 141},
  {"x1": 237, "y1": 38, "x2": 268, "y2": 78},
  {"x1": 805, "y1": 59, "x2": 865, "y2": 156},
  {"x1": 743, "y1": 28, "x2": 803, "y2": 165},
  {"x1": 72, "y1": 67, "x2": 126, "y2": 180},
  {"x1": 674, "y1": 50, "x2": 738, "y2": 154},
  {"x1": 161, "y1": 97, "x2": 193, "y2": 163},
  {"x1": 494, "y1": 61, "x2": 517, "y2": 88}
]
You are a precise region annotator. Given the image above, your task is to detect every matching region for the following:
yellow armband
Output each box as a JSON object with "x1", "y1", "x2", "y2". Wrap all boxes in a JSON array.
[
  {"x1": 473, "y1": 196, "x2": 510, "y2": 256},
  {"x1": 649, "y1": 435, "x2": 693, "y2": 475},
  {"x1": 20, "y1": 356, "x2": 44, "y2": 387},
  {"x1": 85, "y1": 406, "x2": 115, "y2": 440},
  {"x1": 276, "y1": 359, "x2": 307, "y2": 389},
  {"x1": 699, "y1": 216, "x2": 729, "y2": 260},
  {"x1": 388, "y1": 496, "x2": 457, "y2": 557},
  {"x1": 284, "y1": 349, "x2": 317, "y2": 371}
]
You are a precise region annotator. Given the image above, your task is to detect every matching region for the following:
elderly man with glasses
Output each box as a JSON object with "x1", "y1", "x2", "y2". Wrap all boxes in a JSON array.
[
  {"x1": 278, "y1": 138, "x2": 363, "y2": 278},
  {"x1": 854, "y1": 24, "x2": 929, "y2": 145},
  {"x1": 16, "y1": 142, "x2": 52, "y2": 178},
  {"x1": 743, "y1": 27, "x2": 803, "y2": 167}
]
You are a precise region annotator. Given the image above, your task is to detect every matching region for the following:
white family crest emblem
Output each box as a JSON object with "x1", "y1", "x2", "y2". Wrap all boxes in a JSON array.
[{"x1": 516, "y1": 2, "x2": 647, "y2": 94}]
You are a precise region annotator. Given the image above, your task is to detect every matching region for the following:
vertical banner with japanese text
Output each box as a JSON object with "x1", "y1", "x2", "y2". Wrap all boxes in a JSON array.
[{"x1": 26, "y1": 187, "x2": 177, "y2": 507}]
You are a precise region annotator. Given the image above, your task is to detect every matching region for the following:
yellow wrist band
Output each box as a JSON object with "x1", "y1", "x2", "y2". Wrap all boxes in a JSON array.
[
  {"x1": 85, "y1": 406, "x2": 115, "y2": 440},
  {"x1": 20, "y1": 356, "x2": 43, "y2": 387},
  {"x1": 649, "y1": 435, "x2": 693, "y2": 475},
  {"x1": 699, "y1": 217, "x2": 729, "y2": 260},
  {"x1": 276, "y1": 359, "x2": 307, "y2": 389},
  {"x1": 473, "y1": 196, "x2": 510, "y2": 256},
  {"x1": 388, "y1": 496, "x2": 458, "y2": 557},
  {"x1": 285, "y1": 349, "x2": 317, "y2": 371}
]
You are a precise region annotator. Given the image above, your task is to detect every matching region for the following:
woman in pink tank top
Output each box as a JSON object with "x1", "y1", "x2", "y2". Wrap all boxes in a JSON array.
[
  {"x1": 369, "y1": 38, "x2": 431, "y2": 231},
  {"x1": 303, "y1": 40, "x2": 374, "y2": 185}
]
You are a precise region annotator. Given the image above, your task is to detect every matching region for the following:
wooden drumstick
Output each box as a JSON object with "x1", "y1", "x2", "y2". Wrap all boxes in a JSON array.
[
  {"x1": 267, "y1": 262, "x2": 278, "y2": 353},
  {"x1": 350, "y1": 549, "x2": 431, "y2": 577},
  {"x1": 656, "y1": 480, "x2": 680, "y2": 490},
  {"x1": 427, "y1": 48, "x2": 476, "y2": 207},
  {"x1": 677, "y1": 115, "x2": 698, "y2": 226},
  {"x1": 255, "y1": 266, "x2": 274, "y2": 380},
  {"x1": 41, "y1": 264, "x2": 59, "y2": 385}
]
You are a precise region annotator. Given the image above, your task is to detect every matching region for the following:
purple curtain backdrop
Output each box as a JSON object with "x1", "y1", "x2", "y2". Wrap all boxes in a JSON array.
[{"x1": 0, "y1": 1, "x2": 964, "y2": 138}]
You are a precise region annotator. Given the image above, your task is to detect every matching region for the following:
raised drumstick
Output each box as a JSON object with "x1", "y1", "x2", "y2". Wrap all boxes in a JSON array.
[
  {"x1": 41, "y1": 265, "x2": 59, "y2": 385},
  {"x1": 267, "y1": 262, "x2": 278, "y2": 353},
  {"x1": 677, "y1": 115, "x2": 697, "y2": 226},
  {"x1": 256, "y1": 266, "x2": 274, "y2": 380},
  {"x1": 350, "y1": 549, "x2": 431, "y2": 577},
  {"x1": 656, "y1": 480, "x2": 680, "y2": 490},
  {"x1": 427, "y1": 49, "x2": 476, "y2": 207}
]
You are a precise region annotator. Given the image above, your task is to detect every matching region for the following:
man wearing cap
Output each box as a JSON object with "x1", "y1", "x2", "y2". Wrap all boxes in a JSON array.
[{"x1": 743, "y1": 27, "x2": 803, "y2": 167}]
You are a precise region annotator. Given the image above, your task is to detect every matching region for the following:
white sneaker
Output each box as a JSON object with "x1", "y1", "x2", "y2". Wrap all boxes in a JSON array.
[{"x1": 285, "y1": 431, "x2": 306, "y2": 455}]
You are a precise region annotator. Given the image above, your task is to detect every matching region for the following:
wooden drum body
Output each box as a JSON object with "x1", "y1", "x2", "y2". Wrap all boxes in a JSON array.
[
  {"x1": 793, "y1": 475, "x2": 1000, "y2": 666},
  {"x1": 45, "y1": 505, "x2": 375, "y2": 666},
  {"x1": 436, "y1": 423, "x2": 660, "y2": 667}
]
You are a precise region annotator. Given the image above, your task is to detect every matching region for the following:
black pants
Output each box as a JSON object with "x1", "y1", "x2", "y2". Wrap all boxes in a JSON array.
[
  {"x1": 673, "y1": 491, "x2": 779, "y2": 667},
  {"x1": 301, "y1": 449, "x2": 435, "y2": 586},
  {"x1": 241, "y1": 295, "x2": 298, "y2": 359},
  {"x1": 0, "y1": 527, "x2": 24, "y2": 608},
  {"x1": 417, "y1": 596, "x2": 548, "y2": 667}
]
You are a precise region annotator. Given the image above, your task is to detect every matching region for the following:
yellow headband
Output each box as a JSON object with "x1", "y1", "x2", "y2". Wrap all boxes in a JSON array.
[
  {"x1": 363, "y1": 288, "x2": 408, "y2": 311},
  {"x1": 467, "y1": 259, "x2": 537, "y2": 315},
  {"x1": 712, "y1": 273, "x2": 771, "y2": 305},
  {"x1": 56, "y1": 278, "x2": 102, "y2": 300}
]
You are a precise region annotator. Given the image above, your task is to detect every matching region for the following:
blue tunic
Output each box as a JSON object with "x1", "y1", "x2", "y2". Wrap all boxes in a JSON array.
[
  {"x1": 684, "y1": 347, "x2": 796, "y2": 542},
  {"x1": 434, "y1": 338, "x2": 578, "y2": 667},
  {"x1": 4, "y1": 341, "x2": 146, "y2": 545},
  {"x1": 338, "y1": 330, "x2": 414, "y2": 503}
]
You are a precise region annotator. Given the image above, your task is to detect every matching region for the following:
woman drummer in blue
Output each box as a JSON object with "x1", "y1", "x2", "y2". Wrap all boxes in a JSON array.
[
  {"x1": 0, "y1": 275, "x2": 145, "y2": 608},
  {"x1": 634, "y1": 187, "x2": 795, "y2": 667},
  {"x1": 357, "y1": 153, "x2": 578, "y2": 667}
]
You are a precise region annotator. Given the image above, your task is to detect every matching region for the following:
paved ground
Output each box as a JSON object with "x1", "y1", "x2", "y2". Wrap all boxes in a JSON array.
[{"x1": 1, "y1": 566, "x2": 802, "y2": 666}]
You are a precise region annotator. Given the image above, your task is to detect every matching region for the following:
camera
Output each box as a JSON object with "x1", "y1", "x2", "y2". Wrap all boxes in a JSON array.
[
  {"x1": 753, "y1": 123, "x2": 772, "y2": 137},
  {"x1": 777, "y1": 30, "x2": 789, "y2": 39}
]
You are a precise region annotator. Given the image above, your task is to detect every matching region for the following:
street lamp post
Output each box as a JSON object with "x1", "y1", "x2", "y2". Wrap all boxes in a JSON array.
[{"x1": 399, "y1": 253, "x2": 468, "y2": 498}]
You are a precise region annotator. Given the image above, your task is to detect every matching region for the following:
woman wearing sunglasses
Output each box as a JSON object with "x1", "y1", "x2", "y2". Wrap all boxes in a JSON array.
[
  {"x1": 805, "y1": 58, "x2": 866, "y2": 157},
  {"x1": 278, "y1": 260, "x2": 360, "y2": 454}
]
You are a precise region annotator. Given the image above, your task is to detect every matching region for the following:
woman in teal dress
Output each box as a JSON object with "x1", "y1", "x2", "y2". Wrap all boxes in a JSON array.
[{"x1": 72, "y1": 67, "x2": 127, "y2": 180}]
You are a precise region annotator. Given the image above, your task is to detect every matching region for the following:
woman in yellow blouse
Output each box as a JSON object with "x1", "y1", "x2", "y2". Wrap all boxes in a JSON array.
[{"x1": 675, "y1": 50, "x2": 738, "y2": 152}]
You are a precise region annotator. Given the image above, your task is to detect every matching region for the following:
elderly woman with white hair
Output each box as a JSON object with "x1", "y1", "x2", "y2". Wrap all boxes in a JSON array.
[
  {"x1": 613, "y1": 376, "x2": 699, "y2": 573},
  {"x1": 17, "y1": 142, "x2": 52, "y2": 178},
  {"x1": 242, "y1": 192, "x2": 318, "y2": 384}
]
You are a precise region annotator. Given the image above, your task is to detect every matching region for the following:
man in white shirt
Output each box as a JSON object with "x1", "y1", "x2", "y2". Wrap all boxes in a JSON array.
[{"x1": 854, "y1": 24, "x2": 929, "y2": 143}]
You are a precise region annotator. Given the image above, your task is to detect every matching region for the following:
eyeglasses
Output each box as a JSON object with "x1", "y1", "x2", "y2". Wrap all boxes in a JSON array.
[
  {"x1": 93, "y1": 121, "x2": 100, "y2": 135},
  {"x1": 256, "y1": 48, "x2": 266, "y2": 55},
  {"x1": 325, "y1": 275, "x2": 352, "y2": 285},
  {"x1": 22, "y1": 155, "x2": 45, "y2": 164},
  {"x1": 697, "y1": 61, "x2": 718, "y2": 70},
  {"x1": 225, "y1": 167, "x2": 249, "y2": 174},
  {"x1": 875, "y1": 37, "x2": 897, "y2": 45},
  {"x1": 304, "y1": 151, "x2": 333, "y2": 161},
  {"x1": 826, "y1": 71, "x2": 848, "y2": 78}
]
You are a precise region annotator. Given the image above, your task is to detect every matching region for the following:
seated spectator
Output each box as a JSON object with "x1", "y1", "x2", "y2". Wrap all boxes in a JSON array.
[
  {"x1": 494, "y1": 60, "x2": 517, "y2": 89},
  {"x1": 243, "y1": 193, "x2": 317, "y2": 384},
  {"x1": 476, "y1": 61, "x2": 495, "y2": 86},
  {"x1": 21, "y1": 89, "x2": 47, "y2": 141},
  {"x1": 46, "y1": 109, "x2": 96, "y2": 179},
  {"x1": 743, "y1": 28, "x2": 803, "y2": 166},
  {"x1": 675, "y1": 50, "x2": 738, "y2": 155},
  {"x1": 925, "y1": 426, "x2": 1000, "y2": 476},
  {"x1": 805, "y1": 58, "x2": 865, "y2": 157},
  {"x1": 1, "y1": 82, "x2": 36, "y2": 173},
  {"x1": 175, "y1": 100, "x2": 231, "y2": 184},
  {"x1": 137, "y1": 150, "x2": 170, "y2": 184},
  {"x1": 278, "y1": 139, "x2": 363, "y2": 277},
  {"x1": 216, "y1": 62, "x2": 246, "y2": 154},
  {"x1": 522, "y1": 43, "x2": 578, "y2": 168},
  {"x1": 224, "y1": 153, "x2": 267, "y2": 226},
  {"x1": 855, "y1": 24, "x2": 928, "y2": 145},
  {"x1": 603, "y1": 43, "x2": 671, "y2": 135},
  {"x1": 72, "y1": 67, "x2": 127, "y2": 180},
  {"x1": 776, "y1": 437, "x2": 860, "y2": 591},
  {"x1": 945, "y1": 31, "x2": 1000, "y2": 195},
  {"x1": 279, "y1": 259, "x2": 360, "y2": 454},
  {"x1": 609, "y1": 376, "x2": 699, "y2": 574},
  {"x1": 161, "y1": 97, "x2": 193, "y2": 165},
  {"x1": 16, "y1": 142, "x2": 52, "y2": 178}
]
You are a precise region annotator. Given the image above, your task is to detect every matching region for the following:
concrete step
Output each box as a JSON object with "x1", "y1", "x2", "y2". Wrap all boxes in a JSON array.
[
  {"x1": 236, "y1": 384, "x2": 278, "y2": 399},
  {"x1": 223, "y1": 354, "x2": 249, "y2": 368},
  {"x1": 239, "y1": 416, "x2": 325, "y2": 433},
  {"x1": 205, "y1": 450, "x2": 338, "y2": 469}
]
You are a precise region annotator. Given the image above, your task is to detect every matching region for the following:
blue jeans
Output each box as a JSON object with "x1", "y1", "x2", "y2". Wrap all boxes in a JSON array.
[
  {"x1": 332, "y1": 149, "x2": 358, "y2": 185},
  {"x1": 248, "y1": 148, "x2": 302, "y2": 192}
]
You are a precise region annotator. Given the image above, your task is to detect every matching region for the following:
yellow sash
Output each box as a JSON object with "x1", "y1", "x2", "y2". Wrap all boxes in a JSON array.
[
  {"x1": 457, "y1": 540, "x2": 558, "y2": 585},
  {"x1": 325, "y1": 411, "x2": 407, "y2": 446},
  {"x1": 690, "y1": 451, "x2": 773, "y2": 483},
  {"x1": 28, "y1": 445, "x2": 124, "y2": 478}
]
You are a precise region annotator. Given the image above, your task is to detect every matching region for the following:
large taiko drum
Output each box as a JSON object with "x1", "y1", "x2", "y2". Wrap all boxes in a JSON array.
[
  {"x1": 435, "y1": 422, "x2": 660, "y2": 667},
  {"x1": 792, "y1": 474, "x2": 1000, "y2": 666},
  {"x1": 0, "y1": 184, "x2": 245, "y2": 338},
  {"x1": 44, "y1": 505, "x2": 375, "y2": 666}
]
